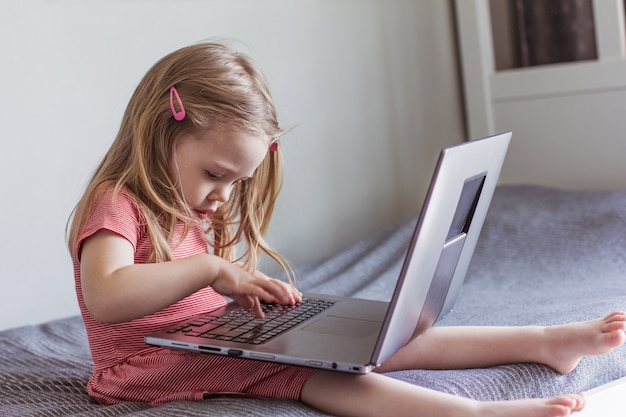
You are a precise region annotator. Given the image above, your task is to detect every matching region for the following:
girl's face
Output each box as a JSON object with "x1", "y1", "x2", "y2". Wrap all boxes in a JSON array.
[{"x1": 169, "y1": 124, "x2": 269, "y2": 219}]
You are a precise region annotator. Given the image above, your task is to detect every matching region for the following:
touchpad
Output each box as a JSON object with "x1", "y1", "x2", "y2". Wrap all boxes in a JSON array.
[{"x1": 302, "y1": 316, "x2": 380, "y2": 338}]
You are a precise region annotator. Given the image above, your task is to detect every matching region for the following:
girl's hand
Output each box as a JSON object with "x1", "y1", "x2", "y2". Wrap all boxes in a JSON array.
[{"x1": 211, "y1": 260, "x2": 302, "y2": 319}]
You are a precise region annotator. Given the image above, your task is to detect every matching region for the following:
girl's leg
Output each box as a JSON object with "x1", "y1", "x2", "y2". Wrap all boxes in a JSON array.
[
  {"x1": 300, "y1": 370, "x2": 585, "y2": 417},
  {"x1": 376, "y1": 311, "x2": 626, "y2": 374}
]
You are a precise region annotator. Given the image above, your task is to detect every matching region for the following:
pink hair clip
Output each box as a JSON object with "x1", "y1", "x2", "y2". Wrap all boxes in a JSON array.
[
  {"x1": 169, "y1": 86, "x2": 186, "y2": 121},
  {"x1": 269, "y1": 142, "x2": 278, "y2": 152}
]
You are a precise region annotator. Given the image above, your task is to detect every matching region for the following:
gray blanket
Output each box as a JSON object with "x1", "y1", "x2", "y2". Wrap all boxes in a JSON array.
[{"x1": 1, "y1": 185, "x2": 625, "y2": 416}]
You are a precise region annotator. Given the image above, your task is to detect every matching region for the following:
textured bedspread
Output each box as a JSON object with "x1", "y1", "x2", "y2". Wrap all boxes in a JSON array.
[{"x1": 1, "y1": 185, "x2": 625, "y2": 416}]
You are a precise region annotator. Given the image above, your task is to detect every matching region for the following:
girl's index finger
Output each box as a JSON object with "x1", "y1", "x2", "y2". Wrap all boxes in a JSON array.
[{"x1": 251, "y1": 297, "x2": 265, "y2": 319}]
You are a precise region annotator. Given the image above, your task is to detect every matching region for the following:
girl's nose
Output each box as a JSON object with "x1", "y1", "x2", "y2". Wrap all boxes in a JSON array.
[{"x1": 210, "y1": 184, "x2": 231, "y2": 203}]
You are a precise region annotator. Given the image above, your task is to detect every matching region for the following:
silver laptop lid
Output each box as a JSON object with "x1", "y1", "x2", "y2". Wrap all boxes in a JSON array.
[{"x1": 370, "y1": 132, "x2": 511, "y2": 366}]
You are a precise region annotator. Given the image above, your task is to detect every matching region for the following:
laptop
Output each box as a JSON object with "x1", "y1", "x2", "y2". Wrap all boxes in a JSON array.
[{"x1": 146, "y1": 131, "x2": 512, "y2": 374}]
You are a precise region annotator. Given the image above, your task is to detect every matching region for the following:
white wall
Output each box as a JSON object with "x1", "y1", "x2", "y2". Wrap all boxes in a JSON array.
[
  {"x1": 0, "y1": 1, "x2": 464, "y2": 330},
  {"x1": 494, "y1": 90, "x2": 626, "y2": 190}
]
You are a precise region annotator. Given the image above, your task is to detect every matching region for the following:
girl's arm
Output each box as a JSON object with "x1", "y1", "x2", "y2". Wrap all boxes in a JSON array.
[{"x1": 80, "y1": 229, "x2": 299, "y2": 323}]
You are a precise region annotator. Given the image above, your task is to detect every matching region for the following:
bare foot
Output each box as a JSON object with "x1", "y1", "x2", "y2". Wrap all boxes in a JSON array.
[
  {"x1": 543, "y1": 311, "x2": 626, "y2": 374},
  {"x1": 476, "y1": 394, "x2": 585, "y2": 417}
]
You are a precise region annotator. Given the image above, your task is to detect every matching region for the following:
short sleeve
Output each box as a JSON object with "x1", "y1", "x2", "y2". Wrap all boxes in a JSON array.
[{"x1": 76, "y1": 186, "x2": 144, "y2": 261}]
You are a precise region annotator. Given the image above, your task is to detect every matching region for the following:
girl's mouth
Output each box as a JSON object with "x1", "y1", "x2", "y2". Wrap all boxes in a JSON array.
[{"x1": 194, "y1": 207, "x2": 217, "y2": 219}]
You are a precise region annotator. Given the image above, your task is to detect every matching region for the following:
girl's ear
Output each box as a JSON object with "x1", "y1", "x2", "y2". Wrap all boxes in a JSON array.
[{"x1": 269, "y1": 141, "x2": 278, "y2": 152}]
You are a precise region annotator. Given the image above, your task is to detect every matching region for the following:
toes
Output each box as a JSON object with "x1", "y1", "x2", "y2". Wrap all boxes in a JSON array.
[
  {"x1": 599, "y1": 328, "x2": 626, "y2": 351},
  {"x1": 573, "y1": 393, "x2": 586, "y2": 411},
  {"x1": 563, "y1": 393, "x2": 585, "y2": 411},
  {"x1": 550, "y1": 393, "x2": 585, "y2": 412},
  {"x1": 611, "y1": 329, "x2": 626, "y2": 345},
  {"x1": 602, "y1": 311, "x2": 626, "y2": 333},
  {"x1": 603, "y1": 320, "x2": 626, "y2": 332},
  {"x1": 606, "y1": 311, "x2": 626, "y2": 321}
]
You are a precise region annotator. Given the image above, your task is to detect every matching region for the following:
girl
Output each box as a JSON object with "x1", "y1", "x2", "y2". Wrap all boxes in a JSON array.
[{"x1": 68, "y1": 42, "x2": 626, "y2": 417}]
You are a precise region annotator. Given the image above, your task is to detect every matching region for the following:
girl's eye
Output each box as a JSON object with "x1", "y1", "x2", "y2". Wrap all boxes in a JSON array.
[{"x1": 206, "y1": 171, "x2": 221, "y2": 180}]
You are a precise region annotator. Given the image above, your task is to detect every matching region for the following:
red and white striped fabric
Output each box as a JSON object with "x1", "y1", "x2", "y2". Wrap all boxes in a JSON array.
[{"x1": 73, "y1": 186, "x2": 314, "y2": 405}]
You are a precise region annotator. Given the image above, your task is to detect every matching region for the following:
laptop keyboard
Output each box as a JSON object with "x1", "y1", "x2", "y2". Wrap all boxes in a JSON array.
[{"x1": 168, "y1": 297, "x2": 336, "y2": 345}]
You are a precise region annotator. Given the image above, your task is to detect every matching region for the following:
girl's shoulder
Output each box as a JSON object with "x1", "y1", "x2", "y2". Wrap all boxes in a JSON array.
[
  {"x1": 93, "y1": 181, "x2": 136, "y2": 202},
  {"x1": 77, "y1": 182, "x2": 149, "y2": 254},
  {"x1": 92, "y1": 182, "x2": 144, "y2": 214},
  {"x1": 87, "y1": 181, "x2": 148, "y2": 230}
]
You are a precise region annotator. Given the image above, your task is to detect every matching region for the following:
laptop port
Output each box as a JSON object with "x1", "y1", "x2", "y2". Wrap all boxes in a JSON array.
[{"x1": 198, "y1": 346, "x2": 220, "y2": 352}]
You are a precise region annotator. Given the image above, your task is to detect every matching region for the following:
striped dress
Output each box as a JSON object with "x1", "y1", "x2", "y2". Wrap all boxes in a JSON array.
[{"x1": 73, "y1": 186, "x2": 314, "y2": 406}]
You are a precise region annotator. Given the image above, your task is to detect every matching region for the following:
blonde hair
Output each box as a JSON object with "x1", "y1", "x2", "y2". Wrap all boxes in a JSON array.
[{"x1": 68, "y1": 42, "x2": 292, "y2": 281}]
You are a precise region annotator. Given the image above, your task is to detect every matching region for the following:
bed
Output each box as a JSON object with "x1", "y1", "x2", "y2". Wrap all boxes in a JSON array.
[{"x1": 1, "y1": 185, "x2": 625, "y2": 416}]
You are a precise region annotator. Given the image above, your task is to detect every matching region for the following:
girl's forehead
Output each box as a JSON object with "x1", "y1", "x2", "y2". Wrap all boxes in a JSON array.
[
  {"x1": 193, "y1": 123, "x2": 269, "y2": 144},
  {"x1": 178, "y1": 124, "x2": 269, "y2": 174}
]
